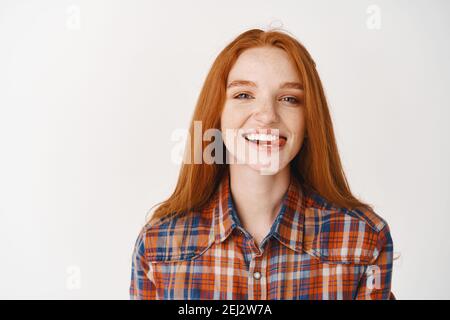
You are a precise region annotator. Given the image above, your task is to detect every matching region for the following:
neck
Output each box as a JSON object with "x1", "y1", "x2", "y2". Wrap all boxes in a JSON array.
[{"x1": 228, "y1": 164, "x2": 291, "y2": 240}]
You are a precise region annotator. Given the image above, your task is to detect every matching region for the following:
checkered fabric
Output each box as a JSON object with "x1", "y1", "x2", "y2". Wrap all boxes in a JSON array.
[{"x1": 130, "y1": 170, "x2": 394, "y2": 300}]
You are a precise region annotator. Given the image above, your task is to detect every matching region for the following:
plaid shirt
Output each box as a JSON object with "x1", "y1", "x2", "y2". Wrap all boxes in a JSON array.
[{"x1": 130, "y1": 171, "x2": 395, "y2": 300}]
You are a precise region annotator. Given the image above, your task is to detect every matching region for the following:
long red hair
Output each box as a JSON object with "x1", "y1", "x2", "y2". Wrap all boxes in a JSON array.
[{"x1": 148, "y1": 28, "x2": 372, "y2": 224}]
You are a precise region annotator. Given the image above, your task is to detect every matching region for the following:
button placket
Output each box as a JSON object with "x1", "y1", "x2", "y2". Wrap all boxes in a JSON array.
[
  {"x1": 257, "y1": 250, "x2": 268, "y2": 300},
  {"x1": 240, "y1": 229, "x2": 269, "y2": 299},
  {"x1": 247, "y1": 253, "x2": 258, "y2": 300},
  {"x1": 247, "y1": 249, "x2": 268, "y2": 300}
]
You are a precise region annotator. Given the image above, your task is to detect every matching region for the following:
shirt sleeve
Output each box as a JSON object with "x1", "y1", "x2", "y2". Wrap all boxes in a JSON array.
[
  {"x1": 355, "y1": 222, "x2": 394, "y2": 300},
  {"x1": 129, "y1": 226, "x2": 158, "y2": 300}
]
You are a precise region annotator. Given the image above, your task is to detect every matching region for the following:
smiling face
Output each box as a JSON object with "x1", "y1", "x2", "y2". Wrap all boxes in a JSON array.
[{"x1": 220, "y1": 46, "x2": 306, "y2": 175}]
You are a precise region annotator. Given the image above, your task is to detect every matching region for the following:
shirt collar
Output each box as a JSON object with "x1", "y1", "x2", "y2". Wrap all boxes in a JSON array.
[{"x1": 212, "y1": 170, "x2": 305, "y2": 253}]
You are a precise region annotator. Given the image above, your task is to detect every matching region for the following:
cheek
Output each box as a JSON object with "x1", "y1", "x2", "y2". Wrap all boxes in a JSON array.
[
  {"x1": 284, "y1": 110, "x2": 306, "y2": 148},
  {"x1": 220, "y1": 103, "x2": 249, "y2": 130}
]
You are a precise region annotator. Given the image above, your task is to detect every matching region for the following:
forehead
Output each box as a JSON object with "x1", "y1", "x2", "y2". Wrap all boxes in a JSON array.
[{"x1": 227, "y1": 47, "x2": 301, "y2": 85}]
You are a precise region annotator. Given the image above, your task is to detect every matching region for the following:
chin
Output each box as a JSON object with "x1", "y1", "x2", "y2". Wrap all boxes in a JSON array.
[{"x1": 247, "y1": 159, "x2": 289, "y2": 176}]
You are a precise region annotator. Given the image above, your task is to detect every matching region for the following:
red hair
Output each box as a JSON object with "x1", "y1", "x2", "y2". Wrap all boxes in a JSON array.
[{"x1": 148, "y1": 28, "x2": 372, "y2": 224}]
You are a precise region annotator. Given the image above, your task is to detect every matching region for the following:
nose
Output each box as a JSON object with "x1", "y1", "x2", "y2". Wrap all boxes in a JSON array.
[{"x1": 254, "y1": 102, "x2": 279, "y2": 124}]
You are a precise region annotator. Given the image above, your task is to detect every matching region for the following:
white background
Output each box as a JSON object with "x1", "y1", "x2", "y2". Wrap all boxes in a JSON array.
[{"x1": 1, "y1": 0, "x2": 449, "y2": 299}]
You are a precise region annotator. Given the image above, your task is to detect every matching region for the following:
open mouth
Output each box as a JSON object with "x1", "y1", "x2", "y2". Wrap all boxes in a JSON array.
[{"x1": 242, "y1": 132, "x2": 287, "y2": 148}]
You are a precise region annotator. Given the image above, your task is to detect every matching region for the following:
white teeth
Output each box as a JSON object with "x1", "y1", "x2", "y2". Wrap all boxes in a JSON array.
[{"x1": 245, "y1": 133, "x2": 278, "y2": 141}]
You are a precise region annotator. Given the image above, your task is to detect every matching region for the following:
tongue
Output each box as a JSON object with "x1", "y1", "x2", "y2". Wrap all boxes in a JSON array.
[
  {"x1": 257, "y1": 138, "x2": 286, "y2": 146},
  {"x1": 271, "y1": 138, "x2": 287, "y2": 146}
]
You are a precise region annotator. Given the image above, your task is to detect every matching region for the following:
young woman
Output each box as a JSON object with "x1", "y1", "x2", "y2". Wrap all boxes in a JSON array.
[{"x1": 130, "y1": 28, "x2": 395, "y2": 300}]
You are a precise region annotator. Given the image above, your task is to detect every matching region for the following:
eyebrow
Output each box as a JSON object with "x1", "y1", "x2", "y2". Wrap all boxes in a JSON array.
[{"x1": 226, "y1": 80, "x2": 304, "y2": 90}]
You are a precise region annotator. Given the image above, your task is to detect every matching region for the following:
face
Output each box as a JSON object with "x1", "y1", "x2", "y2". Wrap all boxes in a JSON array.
[{"x1": 220, "y1": 46, "x2": 306, "y2": 175}]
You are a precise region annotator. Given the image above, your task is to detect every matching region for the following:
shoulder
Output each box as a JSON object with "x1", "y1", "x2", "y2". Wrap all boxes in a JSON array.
[
  {"x1": 302, "y1": 189, "x2": 392, "y2": 265},
  {"x1": 305, "y1": 190, "x2": 388, "y2": 232},
  {"x1": 137, "y1": 208, "x2": 215, "y2": 263}
]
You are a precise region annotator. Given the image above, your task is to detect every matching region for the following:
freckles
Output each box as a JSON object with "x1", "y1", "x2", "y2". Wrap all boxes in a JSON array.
[
  {"x1": 222, "y1": 115, "x2": 244, "y2": 131},
  {"x1": 220, "y1": 105, "x2": 235, "y2": 126},
  {"x1": 225, "y1": 109, "x2": 253, "y2": 128},
  {"x1": 287, "y1": 114, "x2": 306, "y2": 132}
]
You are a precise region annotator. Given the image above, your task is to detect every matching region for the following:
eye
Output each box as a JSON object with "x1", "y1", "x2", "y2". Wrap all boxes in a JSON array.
[
  {"x1": 280, "y1": 96, "x2": 301, "y2": 105},
  {"x1": 233, "y1": 92, "x2": 254, "y2": 100}
]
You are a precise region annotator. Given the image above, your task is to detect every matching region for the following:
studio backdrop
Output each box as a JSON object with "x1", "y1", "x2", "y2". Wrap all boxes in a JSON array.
[{"x1": 0, "y1": 0, "x2": 449, "y2": 299}]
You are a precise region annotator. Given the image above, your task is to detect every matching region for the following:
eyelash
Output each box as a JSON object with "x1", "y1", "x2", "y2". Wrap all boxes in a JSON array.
[{"x1": 233, "y1": 92, "x2": 301, "y2": 105}]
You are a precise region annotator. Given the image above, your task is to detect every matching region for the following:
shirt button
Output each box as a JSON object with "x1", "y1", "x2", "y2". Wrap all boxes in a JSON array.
[{"x1": 253, "y1": 271, "x2": 261, "y2": 280}]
